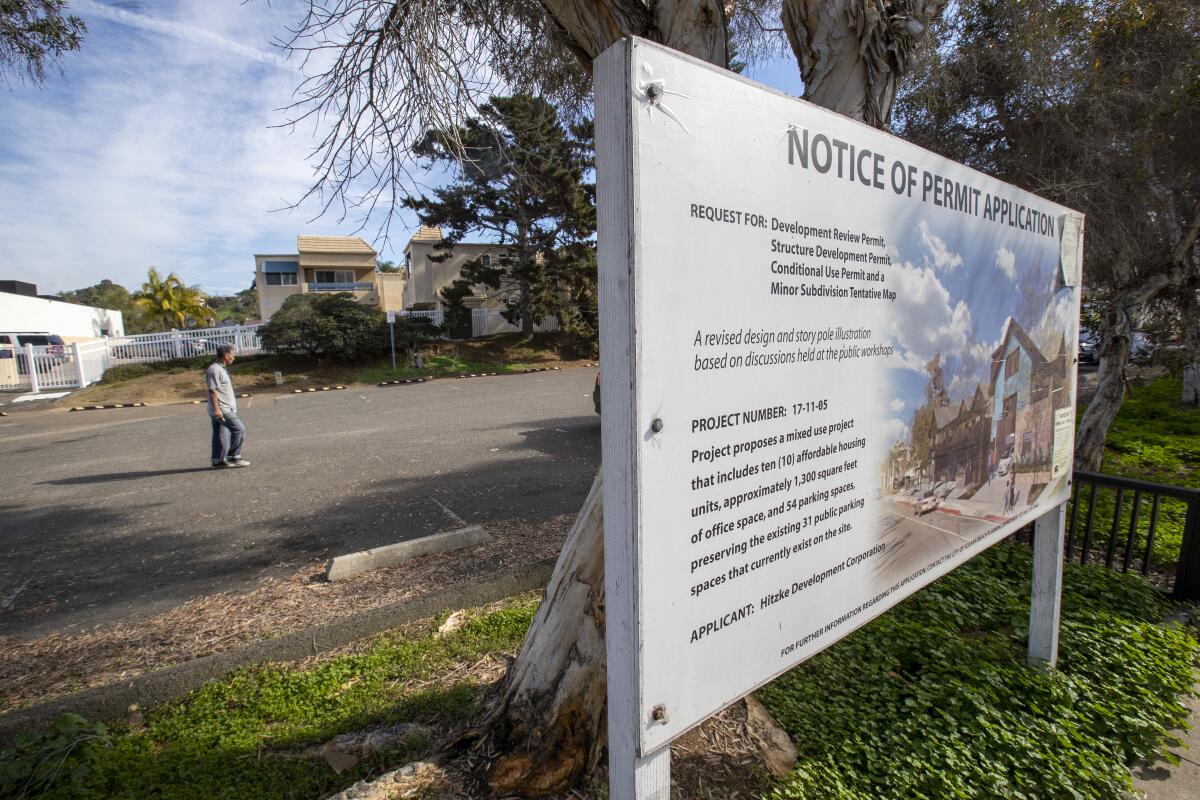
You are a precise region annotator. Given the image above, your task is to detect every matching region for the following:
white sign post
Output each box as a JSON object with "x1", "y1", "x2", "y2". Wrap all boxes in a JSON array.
[
  {"x1": 386, "y1": 310, "x2": 397, "y2": 370},
  {"x1": 596, "y1": 38, "x2": 1083, "y2": 798}
]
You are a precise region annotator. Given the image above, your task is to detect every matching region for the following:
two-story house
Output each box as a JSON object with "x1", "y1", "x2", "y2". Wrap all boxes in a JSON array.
[
  {"x1": 401, "y1": 226, "x2": 518, "y2": 313},
  {"x1": 254, "y1": 235, "x2": 407, "y2": 322}
]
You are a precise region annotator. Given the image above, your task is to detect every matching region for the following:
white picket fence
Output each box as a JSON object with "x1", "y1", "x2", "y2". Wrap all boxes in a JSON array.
[
  {"x1": 0, "y1": 340, "x2": 110, "y2": 392},
  {"x1": 106, "y1": 325, "x2": 263, "y2": 366},
  {"x1": 0, "y1": 325, "x2": 263, "y2": 393}
]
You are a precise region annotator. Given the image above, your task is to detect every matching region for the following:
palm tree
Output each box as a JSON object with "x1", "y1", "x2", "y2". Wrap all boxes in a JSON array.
[{"x1": 133, "y1": 267, "x2": 214, "y2": 331}]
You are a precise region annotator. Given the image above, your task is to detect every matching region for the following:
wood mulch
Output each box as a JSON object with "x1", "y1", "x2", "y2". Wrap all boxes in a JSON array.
[
  {"x1": 0, "y1": 515, "x2": 573, "y2": 714},
  {"x1": 321, "y1": 700, "x2": 774, "y2": 800}
]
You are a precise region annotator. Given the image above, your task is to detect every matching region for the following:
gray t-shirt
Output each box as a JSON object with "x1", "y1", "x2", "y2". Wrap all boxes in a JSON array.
[{"x1": 205, "y1": 362, "x2": 237, "y2": 416}]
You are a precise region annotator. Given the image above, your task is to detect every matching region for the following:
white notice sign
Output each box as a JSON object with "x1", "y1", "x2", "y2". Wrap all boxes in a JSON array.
[{"x1": 595, "y1": 39, "x2": 1083, "y2": 754}]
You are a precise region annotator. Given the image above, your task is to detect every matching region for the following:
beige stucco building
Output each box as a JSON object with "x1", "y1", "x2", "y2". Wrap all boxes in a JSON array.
[
  {"x1": 402, "y1": 226, "x2": 517, "y2": 313},
  {"x1": 254, "y1": 236, "x2": 407, "y2": 322}
]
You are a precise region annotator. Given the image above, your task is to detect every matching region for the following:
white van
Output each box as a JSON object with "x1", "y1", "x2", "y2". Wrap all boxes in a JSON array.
[{"x1": 0, "y1": 332, "x2": 67, "y2": 372}]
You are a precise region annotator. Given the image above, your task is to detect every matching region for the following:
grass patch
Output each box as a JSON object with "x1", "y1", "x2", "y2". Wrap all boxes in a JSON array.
[
  {"x1": 5, "y1": 550, "x2": 1193, "y2": 800},
  {"x1": 355, "y1": 354, "x2": 533, "y2": 384},
  {"x1": 1103, "y1": 375, "x2": 1200, "y2": 485},
  {"x1": 759, "y1": 543, "x2": 1197, "y2": 800},
  {"x1": 1067, "y1": 375, "x2": 1200, "y2": 570},
  {"x1": 99, "y1": 358, "x2": 211, "y2": 385},
  {"x1": 0, "y1": 596, "x2": 540, "y2": 800}
]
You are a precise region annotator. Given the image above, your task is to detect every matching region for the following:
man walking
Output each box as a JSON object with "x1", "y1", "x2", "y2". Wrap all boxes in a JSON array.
[{"x1": 207, "y1": 344, "x2": 250, "y2": 468}]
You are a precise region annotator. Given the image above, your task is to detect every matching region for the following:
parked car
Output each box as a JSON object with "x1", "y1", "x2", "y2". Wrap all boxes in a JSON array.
[
  {"x1": 1078, "y1": 330, "x2": 1097, "y2": 364},
  {"x1": 914, "y1": 485, "x2": 940, "y2": 515},
  {"x1": 1078, "y1": 329, "x2": 1155, "y2": 365}
]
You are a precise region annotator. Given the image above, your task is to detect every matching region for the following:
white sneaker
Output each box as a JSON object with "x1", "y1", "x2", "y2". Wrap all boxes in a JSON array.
[{"x1": 225, "y1": 458, "x2": 252, "y2": 468}]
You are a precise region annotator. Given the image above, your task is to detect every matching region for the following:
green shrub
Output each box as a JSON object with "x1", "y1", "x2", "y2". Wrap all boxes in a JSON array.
[{"x1": 259, "y1": 294, "x2": 432, "y2": 362}]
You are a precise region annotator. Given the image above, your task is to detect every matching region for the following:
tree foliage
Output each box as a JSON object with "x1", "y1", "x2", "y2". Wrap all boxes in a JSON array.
[
  {"x1": 893, "y1": 0, "x2": 1200, "y2": 468},
  {"x1": 281, "y1": 1, "x2": 948, "y2": 243},
  {"x1": 58, "y1": 278, "x2": 154, "y2": 334},
  {"x1": 259, "y1": 292, "x2": 430, "y2": 361},
  {"x1": 406, "y1": 93, "x2": 595, "y2": 339},
  {"x1": 0, "y1": 0, "x2": 85, "y2": 85},
  {"x1": 132, "y1": 267, "x2": 214, "y2": 332},
  {"x1": 206, "y1": 286, "x2": 259, "y2": 325}
]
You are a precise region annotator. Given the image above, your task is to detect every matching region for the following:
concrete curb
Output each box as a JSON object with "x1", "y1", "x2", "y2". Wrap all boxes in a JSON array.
[
  {"x1": 69, "y1": 402, "x2": 148, "y2": 411},
  {"x1": 376, "y1": 378, "x2": 432, "y2": 387},
  {"x1": 0, "y1": 558, "x2": 556, "y2": 747},
  {"x1": 325, "y1": 526, "x2": 493, "y2": 581}
]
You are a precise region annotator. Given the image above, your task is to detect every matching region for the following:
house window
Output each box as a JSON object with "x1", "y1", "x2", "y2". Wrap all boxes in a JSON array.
[
  {"x1": 480, "y1": 254, "x2": 491, "y2": 267},
  {"x1": 265, "y1": 272, "x2": 298, "y2": 286},
  {"x1": 314, "y1": 270, "x2": 356, "y2": 284},
  {"x1": 1022, "y1": 431, "x2": 1034, "y2": 458},
  {"x1": 1005, "y1": 349, "x2": 1020, "y2": 379}
]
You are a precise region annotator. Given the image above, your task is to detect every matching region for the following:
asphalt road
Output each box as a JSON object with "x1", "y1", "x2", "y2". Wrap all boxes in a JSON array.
[
  {"x1": 872, "y1": 500, "x2": 994, "y2": 588},
  {"x1": 0, "y1": 369, "x2": 600, "y2": 638}
]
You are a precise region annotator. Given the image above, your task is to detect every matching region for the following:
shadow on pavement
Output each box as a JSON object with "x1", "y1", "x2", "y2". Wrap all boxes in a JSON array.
[
  {"x1": 2, "y1": 414, "x2": 601, "y2": 639},
  {"x1": 38, "y1": 468, "x2": 214, "y2": 485}
]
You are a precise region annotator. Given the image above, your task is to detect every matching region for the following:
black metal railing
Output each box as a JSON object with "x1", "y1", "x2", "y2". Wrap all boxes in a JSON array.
[{"x1": 1063, "y1": 470, "x2": 1200, "y2": 599}]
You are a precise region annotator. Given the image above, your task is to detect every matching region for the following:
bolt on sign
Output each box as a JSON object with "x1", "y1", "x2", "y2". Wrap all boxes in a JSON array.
[{"x1": 595, "y1": 38, "x2": 1084, "y2": 759}]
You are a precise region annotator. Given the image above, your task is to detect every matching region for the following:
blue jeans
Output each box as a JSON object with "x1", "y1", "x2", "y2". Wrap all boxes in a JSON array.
[{"x1": 210, "y1": 414, "x2": 246, "y2": 464}]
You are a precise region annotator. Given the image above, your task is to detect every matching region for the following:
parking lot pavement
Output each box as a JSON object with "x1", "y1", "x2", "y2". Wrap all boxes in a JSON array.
[{"x1": 0, "y1": 369, "x2": 600, "y2": 638}]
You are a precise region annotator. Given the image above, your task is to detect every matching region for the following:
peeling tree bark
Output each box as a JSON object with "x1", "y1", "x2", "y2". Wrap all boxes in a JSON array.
[
  {"x1": 782, "y1": 0, "x2": 947, "y2": 126},
  {"x1": 537, "y1": 0, "x2": 727, "y2": 65},
  {"x1": 483, "y1": 475, "x2": 608, "y2": 795}
]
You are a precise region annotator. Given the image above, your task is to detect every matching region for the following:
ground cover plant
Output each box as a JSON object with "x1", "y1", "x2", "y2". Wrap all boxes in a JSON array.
[
  {"x1": 3, "y1": 544, "x2": 1194, "y2": 799},
  {"x1": 759, "y1": 543, "x2": 1197, "y2": 800}
]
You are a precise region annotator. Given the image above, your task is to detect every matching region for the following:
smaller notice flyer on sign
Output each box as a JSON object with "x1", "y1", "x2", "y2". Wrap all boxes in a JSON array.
[{"x1": 1052, "y1": 407, "x2": 1075, "y2": 480}]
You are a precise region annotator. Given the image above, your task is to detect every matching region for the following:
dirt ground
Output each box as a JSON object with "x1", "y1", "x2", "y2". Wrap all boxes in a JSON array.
[{"x1": 0, "y1": 515, "x2": 573, "y2": 713}]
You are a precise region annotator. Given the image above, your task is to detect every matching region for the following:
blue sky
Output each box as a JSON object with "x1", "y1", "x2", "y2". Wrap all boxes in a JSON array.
[
  {"x1": 0, "y1": 0, "x2": 412, "y2": 296},
  {"x1": 0, "y1": 1, "x2": 809, "y2": 298}
]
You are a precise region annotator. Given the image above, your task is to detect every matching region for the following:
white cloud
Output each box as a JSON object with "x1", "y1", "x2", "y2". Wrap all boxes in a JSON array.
[
  {"x1": 917, "y1": 219, "x2": 963, "y2": 272},
  {"x1": 995, "y1": 246, "x2": 1016, "y2": 281},
  {"x1": 0, "y1": 1, "x2": 412, "y2": 296},
  {"x1": 74, "y1": 0, "x2": 292, "y2": 70},
  {"x1": 881, "y1": 418, "x2": 911, "y2": 446},
  {"x1": 879, "y1": 261, "x2": 972, "y2": 373},
  {"x1": 1032, "y1": 291, "x2": 1078, "y2": 356},
  {"x1": 889, "y1": 398, "x2": 905, "y2": 412}
]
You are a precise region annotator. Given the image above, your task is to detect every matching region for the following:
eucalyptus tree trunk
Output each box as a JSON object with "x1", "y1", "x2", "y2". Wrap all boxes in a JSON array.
[
  {"x1": 1075, "y1": 304, "x2": 1135, "y2": 471},
  {"x1": 482, "y1": 1, "x2": 943, "y2": 794},
  {"x1": 1075, "y1": 205, "x2": 1200, "y2": 470},
  {"x1": 782, "y1": 0, "x2": 948, "y2": 127}
]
